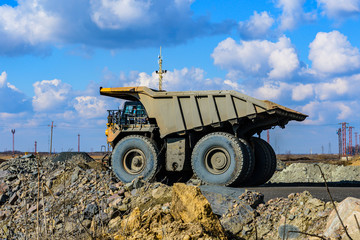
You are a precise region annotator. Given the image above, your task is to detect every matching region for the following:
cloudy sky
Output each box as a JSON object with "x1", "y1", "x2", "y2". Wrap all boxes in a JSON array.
[{"x1": 1, "y1": 0, "x2": 360, "y2": 153}]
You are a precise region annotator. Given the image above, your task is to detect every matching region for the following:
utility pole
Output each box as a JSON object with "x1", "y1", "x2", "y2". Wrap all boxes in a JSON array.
[
  {"x1": 34, "y1": 141, "x2": 37, "y2": 154},
  {"x1": 48, "y1": 121, "x2": 56, "y2": 155},
  {"x1": 11, "y1": 129, "x2": 15, "y2": 156},
  {"x1": 337, "y1": 128, "x2": 342, "y2": 158},
  {"x1": 267, "y1": 129, "x2": 270, "y2": 143},
  {"x1": 156, "y1": 46, "x2": 167, "y2": 91},
  {"x1": 340, "y1": 122, "x2": 348, "y2": 158},
  {"x1": 355, "y1": 132, "x2": 358, "y2": 155},
  {"x1": 78, "y1": 134, "x2": 80, "y2": 152},
  {"x1": 349, "y1": 126, "x2": 354, "y2": 156}
]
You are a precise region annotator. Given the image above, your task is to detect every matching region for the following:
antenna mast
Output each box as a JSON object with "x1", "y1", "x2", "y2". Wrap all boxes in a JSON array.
[{"x1": 156, "y1": 46, "x2": 167, "y2": 91}]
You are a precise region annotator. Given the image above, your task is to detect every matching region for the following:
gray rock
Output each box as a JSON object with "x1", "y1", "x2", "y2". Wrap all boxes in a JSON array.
[
  {"x1": 239, "y1": 190, "x2": 264, "y2": 209},
  {"x1": 8, "y1": 193, "x2": 18, "y2": 205},
  {"x1": 0, "y1": 194, "x2": 9, "y2": 205},
  {"x1": 71, "y1": 168, "x2": 80, "y2": 184},
  {"x1": 125, "y1": 176, "x2": 145, "y2": 191},
  {"x1": 0, "y1": 170, "x2": 9, "y2": 179},
  {"x1": 199, "y1": 185, "x2": 245, "y2": 216},
  {"x1": 118, "y1": 204, "x2": 128, "y2": 212},
  {"x1": 278, "y1": 224, "x2": 300, "y2": 239},
  {"x1": 220, "y1": 203, "x2": 254, "y2": 235},
  {"x1": 83, "y1": 203, "x2": 99, "y2": 220}
]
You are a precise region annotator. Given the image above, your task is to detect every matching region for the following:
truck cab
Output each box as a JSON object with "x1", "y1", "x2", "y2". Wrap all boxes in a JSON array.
[{"x1": 107, "y1": 101, "x2": 148, "y2": 125}]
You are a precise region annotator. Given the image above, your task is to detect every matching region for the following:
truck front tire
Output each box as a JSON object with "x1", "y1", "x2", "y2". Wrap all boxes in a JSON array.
[
  {"x1": 191, "y1": 132, "x2": 251, "y2": 186},
  {"x1": 111, "y1": 135, "x2": 159, "y2": 183}
]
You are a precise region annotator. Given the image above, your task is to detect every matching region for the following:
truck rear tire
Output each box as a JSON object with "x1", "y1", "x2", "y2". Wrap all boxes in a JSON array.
[
  {"x1": 232, "y1": 138, "x2": 255, "y2": 186},
  {"x1": 260, "y1": 138, "x2": 277, "y2": 182},
  {"x1": 191, "y1": 132, "x2": 250, "y2": 186},
  {"x1": 245, "y1": 137, "x2": 276, "y2": 186},
  {"x1": 111, "y1": 135, "x2": 159, "y2": 183}
]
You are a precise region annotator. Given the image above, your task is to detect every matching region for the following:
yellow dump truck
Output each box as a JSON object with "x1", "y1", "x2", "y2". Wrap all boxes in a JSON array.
[{"x1": 100, "y1": 86, "x2": 307, "y2": 186}]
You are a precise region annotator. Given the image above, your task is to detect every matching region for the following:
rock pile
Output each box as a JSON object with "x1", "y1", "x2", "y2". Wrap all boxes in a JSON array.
[
  {"x1": 0, "y1": 154, "x2": 112, "y2": 239},
  {"x1": 1, "y1": 155, "x2": 360, "y2": 240},
  {"x1": 269, "y1": 162, "x2": 360, "y2": 184}
]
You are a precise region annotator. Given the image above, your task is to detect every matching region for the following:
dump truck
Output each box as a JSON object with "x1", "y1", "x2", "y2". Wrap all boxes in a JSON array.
[{"x1": 100, "y1": 86, "x2": 307, "y2": 186}]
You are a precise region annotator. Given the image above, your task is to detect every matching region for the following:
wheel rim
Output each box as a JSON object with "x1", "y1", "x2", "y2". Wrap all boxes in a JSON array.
[
  {"x1": 204, "y1": 147, "x2": 231, "y2": 175},
  {"x1": 123, "y1": 149, "x2": 146, "y2": 174}
]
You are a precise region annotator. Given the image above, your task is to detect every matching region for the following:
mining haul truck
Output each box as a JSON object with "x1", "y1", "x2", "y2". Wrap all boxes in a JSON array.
[{"x1": 100, "y1": 86, "x2": 307, "y2": 186}]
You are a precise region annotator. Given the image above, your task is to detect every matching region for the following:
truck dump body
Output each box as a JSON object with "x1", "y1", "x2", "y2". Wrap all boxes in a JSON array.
[{"x1": 100, "y1": 86, "x2": 307, "y2": 138}]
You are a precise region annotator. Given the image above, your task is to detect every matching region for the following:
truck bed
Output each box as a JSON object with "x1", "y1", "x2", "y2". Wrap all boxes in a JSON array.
[{"x1": 100, "y1": 87, "x2": 307, "y2": 138}]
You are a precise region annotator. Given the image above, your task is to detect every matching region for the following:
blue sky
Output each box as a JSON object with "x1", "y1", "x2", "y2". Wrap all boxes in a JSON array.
[{"x1": 1, "y1": 0, "x2": 360, "y2": 153}]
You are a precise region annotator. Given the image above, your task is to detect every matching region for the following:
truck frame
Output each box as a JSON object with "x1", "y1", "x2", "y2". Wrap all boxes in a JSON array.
[{"x1": 100, "y1": 86, "x2": 307, "y2": 186}]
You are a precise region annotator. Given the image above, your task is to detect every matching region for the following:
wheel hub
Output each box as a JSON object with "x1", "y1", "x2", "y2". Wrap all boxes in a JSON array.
[
  {"x1": 123, "y1": 149, "x2": 146, "y2": 174},
  {"x1": 205, "y1": 147, "x2": 230, "y2": 174}
]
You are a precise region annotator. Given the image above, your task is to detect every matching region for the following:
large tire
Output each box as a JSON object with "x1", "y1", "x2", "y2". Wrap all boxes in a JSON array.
[
  {"x1": 245, "y1": 137, "x2": 276, "y2": 186},
  {"x1": 259, "y1": 138, "x2": 277, "y2": 181},
  {"x1": 232, "y1": 138, "x2": 255, "y2": 186},
  {"x1": 191, "y1": 132, "x2": 250, "y2": 186},
  {"x1": 111, "y1": 135, "x2": 159, "y2": 183}
]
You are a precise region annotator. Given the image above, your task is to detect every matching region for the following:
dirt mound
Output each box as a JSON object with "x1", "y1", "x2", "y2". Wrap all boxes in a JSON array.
[
  {"x1": 269, "y1": 162, "x2": 360, "y2": 184},
  {"x1": 52, "y1": 152, "x2": 94, "y2": 163}
]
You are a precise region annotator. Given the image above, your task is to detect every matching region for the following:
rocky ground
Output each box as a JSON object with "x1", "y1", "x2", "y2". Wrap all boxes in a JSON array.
[
  {"x1": 270, "y1": 161, "x2": 360, "y2": 184},
  {"x1": 0, "y1": 154, "x2": 360, "y2": 239}
]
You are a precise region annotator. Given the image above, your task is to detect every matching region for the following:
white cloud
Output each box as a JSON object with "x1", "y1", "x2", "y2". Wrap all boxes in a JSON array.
[
  {"x1": 32, "y1": 79, "x2": 71, "y2": 112},
  {"x1": 337, "y1": 102, "x2": 353, "y2": 119},
  {"x1": 0, "y1": 71, "x2": 31, "y2": 113},
  {"x1": 124, "y1": 67, "x2": 226, "y2": 91},
  {"x1": 301, "y1": 100, "x2": 357, "y2": 124},
  {"x1": 0, "y1": 71, "x2": 7, "y2": 87},
  {"x1": 224, "y1": 80, "x2": 245, "y2": 92},
  {"x1": 276, "y1": 0, "x2": 316, "y2": 30},
  {"x1": 89, "y1": 0, "x2": 198, "y2": 30},
  {"x1": 268, "y1": 47, "x2": 299, "y2": 79},
  {"x1": 254, "y1": 81, "x2": 291, "y2": 100},
  {"x1": 212, "y1": 36, "x2": 299, "y2": 80},
  {"x1": 0, "y1": 0, "x2": 60, "y2": 54},
  {"x1": 74, "y1": 96, "x2": 108, "y2": 119},
  {"x1": 315, "y1": 78, "x2": 349, "y2": 100},
  {"x1": 0, "y1": 112, "x2": 26, "y2": 119},
  {"x1": 0, "y1": 0, "x2": 232, "y2": 55},
  {"x1": 292, "y1": 84, "x2": 314, "y2": 101},
  {"x1": 309, "y1": 31, "x2": 360, "y2": 75},
  {"x1": 54, "y1": 111, "x2": 76, "y2": 121},
  {"x1": 90, "y1": 0, "x2": 152, "y2": 29},
  {"x1": 238, "y1": 11, "x2": 274, "y2": 39},
  {"x1": 317, "y1": 0, "x2": 360, "y2": 19}
]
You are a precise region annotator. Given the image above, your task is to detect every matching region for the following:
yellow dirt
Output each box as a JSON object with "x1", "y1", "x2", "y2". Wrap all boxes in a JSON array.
[
  {"x1": 0, "y1": 155, "x2": 14, "y2": 160},
  {"x1": 350, "y1": 160, "x2": 360, "y2": 166}
]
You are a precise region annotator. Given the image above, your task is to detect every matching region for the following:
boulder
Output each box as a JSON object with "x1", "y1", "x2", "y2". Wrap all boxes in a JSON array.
[
  {"x1": 199, "y1": 185, "x2": 245, "y2": 216},
  {"x1": 324, "y1": 197, "x2": 360, "y2": 239},
  {"x1": 121, "y1": 207, "x2": 141, "y2": 231},
  {"x1": 171, "y1": 183, "x2": 226, "y2": 239}
]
